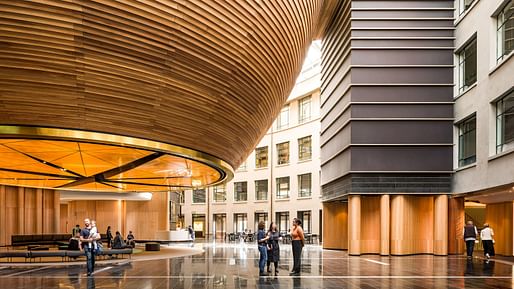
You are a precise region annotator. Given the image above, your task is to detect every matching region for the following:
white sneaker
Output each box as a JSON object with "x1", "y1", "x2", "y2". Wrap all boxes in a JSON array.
[{"x1": 486, "y1": 253, "x2": 490, "y2": 259}]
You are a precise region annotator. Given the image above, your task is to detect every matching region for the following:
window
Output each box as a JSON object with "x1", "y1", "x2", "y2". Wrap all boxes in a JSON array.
[
  {"x1": 237, "y1": 161, "x2": 247, "y2": 171},
  {"x1": 298, "y1": 173, "x2": 312, "y2": 198},
  {"x1": 459, "y1": 0, "x2": 476, "y2": 15},
  {"x1": 277, "y1": 105, "x2": 289, "y2": 129},
  {"x1": 213, "y1": 184, "x2": 226, "y2": 202},
  {"x1": 496, "y1": 91, "x2": 514, "y2": 153},
  {"x1": 297, "y1": 211, "x2": 311, "y2": 233},
  {"x1": 299, "y1": 96, "x2": 311, "y2": 123},
  {"x1": 255, "y1": 146, "x2": 268, "y2": 168},
  {"x1": 497, "y1": 0, "x2": 514, "y2": 62},
  {"x1": 192, "y1": 188, "x2": 206, "y2": 203},
  {"x1": 276, "y1": 212, "x2": 290, "y2": 234},
  {"x1": 254, "y1": 213, "x2": 268, "y2": 232},
  {"x1": 458, "y1": 116, "x2": 476, "y2": 167},
  {"x1": 458, "y1": 37, "x2": 477, "y2": 93},
  {"x1": 255, "y1": 179, "x2": 268, "y2": 201},
  {"x1": 234, "y1": 182, "x2": 247, "y2": 202},
  {"x1": 233, "y1": 213, "x2": 248, "y2": 233},
  {"x1": 298, "y1": 136, "x2": 312, "y2": 161},
  {"x1": 276, "y1": 177, "x2": 290, "y2": 199},
  {"x1": 276, "y1": 142, "x2": 289, "y2": 165}
]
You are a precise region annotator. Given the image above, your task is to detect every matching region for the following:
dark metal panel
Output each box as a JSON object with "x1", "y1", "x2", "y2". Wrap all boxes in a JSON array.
[
  {"x1": 351, "y1": 104, "x2": 453, "y2": 118},
  {"x1": 350, "y1": 86, "x2": 453, "y2": 102},
  {"x1": 352, "y1": 50, "x2": 453, "y2": 65}
]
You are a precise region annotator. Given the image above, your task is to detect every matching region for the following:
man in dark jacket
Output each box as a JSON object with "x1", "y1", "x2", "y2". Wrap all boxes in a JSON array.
[{"x1": 463, "y1": 220, "x2": 478, "y2": 258}]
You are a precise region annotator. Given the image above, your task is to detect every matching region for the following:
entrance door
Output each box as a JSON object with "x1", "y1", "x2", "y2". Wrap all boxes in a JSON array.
[
  {"x1": 213, "y1": 214, "x2": 226, "y2": 239},
  {"x1": 192, "y1": 214, "x2": 206, "y2": 238}
]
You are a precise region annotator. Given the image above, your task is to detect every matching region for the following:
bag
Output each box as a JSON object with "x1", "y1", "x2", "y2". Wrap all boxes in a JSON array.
[{"x1": 96, "y1": 241, "x2": 104, "y2": 254}]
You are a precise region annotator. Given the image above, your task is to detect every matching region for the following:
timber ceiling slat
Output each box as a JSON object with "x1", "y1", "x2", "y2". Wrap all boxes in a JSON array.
[{"x1": 0, "y1": 0, "x2": 323, "y2": 169}]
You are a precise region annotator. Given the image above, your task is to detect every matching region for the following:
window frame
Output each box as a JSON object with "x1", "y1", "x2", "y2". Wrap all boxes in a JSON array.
[
  {"x1": 234, "y1": 181, "x2": 248, "y2": 202},
  {"x1": 496, "y1": 0, "x2": 514, "y2": 63},
  {"x1": 213, "y1": 184, "x2": 226, "y2": 203},
  {"x1": 276, "y1": 141, "x2": 290, "y2": 165},
  {"x1": 255, "y1": 179, "x2": 268, "y2": 201},
  {"x1": 298, "y1": 95, "x2": 312, "y2": 123},
  {"x1": 457, "y1": 115, "x2": 477, "y2": 167},
  {"x1": 255, "y1": 146, "x2": 268, "y2": 168},
  {"x1": 496, "y1": 90, "x2": 514, "y2": 153},
  {"x1": 192, "y1": 188, "x2": 206, "y2": 204},
  {"x1": 277, "y1": 104, "x2": 290, "y2": 130},
  {"x1": 457, "y1": 36, "x2": 477, "y2": 93},
  {"x1": 276, "y1": 176, "x2": 290, "y2": 199},
  {"x1": 298, "y1": 136, "x2": 312, "y2": 161},
  {"x1": 298, "y1": 173, "x2": 312, "y2": 198}
]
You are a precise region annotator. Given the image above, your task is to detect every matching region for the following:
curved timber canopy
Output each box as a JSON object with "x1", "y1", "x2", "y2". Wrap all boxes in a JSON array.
[{"x1": 0, "y1": 1, "x2": 328, "y2": 191}]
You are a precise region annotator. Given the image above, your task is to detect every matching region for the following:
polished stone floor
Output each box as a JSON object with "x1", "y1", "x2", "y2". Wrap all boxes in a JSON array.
[{"x1": 1, "y1": 241, "x2": 514, "y2": 288}]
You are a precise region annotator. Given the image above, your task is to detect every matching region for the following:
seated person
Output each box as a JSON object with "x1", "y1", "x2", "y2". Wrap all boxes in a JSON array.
[
  {"x1": 68, "y1": 232, "x2": 81, "y2": 251},
  {"x1": 112, "y1": 231, "x2": 127, "y2": 249},
  {"x1": 126, "y1": 230, "x2": 135, "y2": 248}
]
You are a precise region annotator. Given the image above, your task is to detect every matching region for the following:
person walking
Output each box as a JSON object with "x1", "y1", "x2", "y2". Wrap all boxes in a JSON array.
[
  {"x1": 80, "y1": 218, "x2": 100, "y2": 276},
  {"x1": 257, "y1": 221, "x2": 269, "y2": 276},
  {"x1": 480, "y1": 223, "x2": 495, "y2": 259},
  {"x1": 290, "y1": 218, "x2": 305, "y2": 275},
  {"x1": 266, "y1": 222, "x2": 281, "y2": 275},
  {"x1": 106, "y1": 226, "x2": 113, "y2": 248},
  {"x1": 188, "y1": 225, "x2": 195, "y2": 241},
  {"x1": 463, "y1": 220, "x2": 478, "y2": 258}
]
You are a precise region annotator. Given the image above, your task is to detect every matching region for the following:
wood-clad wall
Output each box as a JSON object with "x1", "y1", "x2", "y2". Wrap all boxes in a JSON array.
[
  {"x1": 448, "y1": 197, "x2": 465, "y2": 254},
  {"x1": 360, "y1": 196, "x2": 381, "y2": 254},
  {"x1": 322, "y1": 202, "x2": 348, "y2": 250},
  {"x1": 486, "y1": 202, "x2": 513, "y2": 256},
  {"x1": 62, "y1": 192, "x2": 168, "y2": 240},
  {"x1": 391, "y1": 195, "x2": 435, "y2": 255},
  {"x1": 0, "y1": 185, "x2": 60, "y2": 246}
]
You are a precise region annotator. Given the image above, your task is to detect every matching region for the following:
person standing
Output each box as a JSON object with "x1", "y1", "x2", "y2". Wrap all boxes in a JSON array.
[
  {"x1": 266, "y1": 222, "x2": 281, "y2": 275},
  {"x1": 257, "y1": 221, "x2": 269, "y2": 276},
  {"x1": 290, "y1": 218, "x2": 305, "y2": 275},
  {"x1": 80, "y1": 218, "x2": 98, "y2": 276},
  {"x1": 480, "y1": 223, "x2": 495, "y2": 259},
  {"x1": 463, "y1": 220, "x2": 478, "y2": 258},
  {"x1": 106, "y1": 226, "x2": 113, "y2": 248},
  {"x1": 188, "y1": 225, "x2": 195, "y2": 241}
]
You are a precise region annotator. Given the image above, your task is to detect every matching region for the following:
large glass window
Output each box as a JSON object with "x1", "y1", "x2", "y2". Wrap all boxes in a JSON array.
[
  {"x1": 255, "y1": 179, "x2": 268, "y2": 201},
  {"x1": 299, "y1": 96, "x2": 311, "y2": 123},
  {"x1": 458, "y1": 37, "x2": 477, "y2": 93},
  {"x1": 497, "y1": 0, "x2": 514, "y2": 62},
  {"x1": 234, "y1": 182, "x2": 247, "y2": 202},
  {"x1": 298, "y1": 173, "x2": 312, "y2": 198},
  {"x1": 277, "y1": 105, "x2": 289, "y2": 129},
  {"x1": 496, "y1": 91, "x2": 514, "y2": 153},
  {"x1": 233, "y1": 213, "x2": 247, "y2": 233},
  {"x1": 277, "y1": 142, "x2": 289, "y2": 165},
  {"x1": 213, "y1": 184, "x2": 226, "y2": 203},
  {"x1": 298, "y1": 136, "x2": 312, "y2": 161},
  {"x1": 276, "y1": 212, "x2": 290, "y2": 234},
  {"x1": 255, "y1": 146, "x2": 268, "y2": 168},
  {"x1": 459, "y1": 0, "x2": 476, "y2": 15},
  {"x1": 297, "y1": 211, "x2": 312, "y2": 233},
  {"x1": 192, "y1": 188, "x2": 206, "y2": 203},
  {"x1": 458, "y1": 116, "x2": 476, "y2": 167},
  {"x1": 276, "y1": 177, "x2": 290, "y2": 199}
]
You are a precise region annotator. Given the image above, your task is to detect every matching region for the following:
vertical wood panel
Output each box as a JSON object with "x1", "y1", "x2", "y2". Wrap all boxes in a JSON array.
[
  {"x1": 36, "y1": 189, "x2": 43, "y2": 234},
  {"x1": 434, "y1": 195, "x2": 448, "y2": 255},
  {"x1": 348, "y1": 195, "x2": 361, "y2": 255},
  {"x1": 0, "y1": 186, "x2": 5, "y2": 246},
  {"x1": 486, "y1": 202, "x2": 513, "y2": 256},
  {"x1": 360, "y1": 196, "x2": 380, "y2": 254},
  {"x1": 448, "y1": 197, "x2": 464, "y2": 254},
  {"x1": 322, "y1": 202, "x2": 348, "y2": 250},
  {"x1": 60, "y1": 204, "x2": 68, "y2": 234},
  {"x1": 380, "y1": 194, "x2": 390, "y2": 255},
  {"x1": 17, "y1": 187, "x2": 24, "y2": 234}
]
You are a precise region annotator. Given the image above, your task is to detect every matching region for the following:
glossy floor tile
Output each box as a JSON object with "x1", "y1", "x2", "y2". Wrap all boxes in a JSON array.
[{"x1": 1, "y1": 241, "x2": 513, "y2": 288}]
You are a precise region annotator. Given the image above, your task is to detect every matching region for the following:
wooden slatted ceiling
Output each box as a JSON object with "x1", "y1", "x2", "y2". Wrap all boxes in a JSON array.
[{"x1": 0, "y1": 0, "x2": 324, "y2": 169}]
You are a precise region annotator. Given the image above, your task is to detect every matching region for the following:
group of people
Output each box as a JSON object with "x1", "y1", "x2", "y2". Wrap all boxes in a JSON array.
[
  {"x1": 464, "y1": 220, "x2": 495, "y2": 259},
  {"x1": 70, "y1": 219, "x2": 136, "y2": 276},
  {"x1": 257, "y1": 218, "x2": 305, "y2": 277}
]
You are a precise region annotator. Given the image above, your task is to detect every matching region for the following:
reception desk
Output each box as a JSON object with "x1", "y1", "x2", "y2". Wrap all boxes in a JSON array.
[{"x1": 155, "y1": 230, "x2": 191, "y2": 242}]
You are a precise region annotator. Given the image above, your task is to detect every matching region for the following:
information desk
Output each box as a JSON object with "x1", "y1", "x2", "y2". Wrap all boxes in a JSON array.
[{"x1": 155, "y1": 230, "x2": 191, "y2": 242}]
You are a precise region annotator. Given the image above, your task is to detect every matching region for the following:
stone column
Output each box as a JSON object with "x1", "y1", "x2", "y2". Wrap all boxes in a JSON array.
[{"x1": 348, "y1": 195, "x2": 361, "y2": 255}]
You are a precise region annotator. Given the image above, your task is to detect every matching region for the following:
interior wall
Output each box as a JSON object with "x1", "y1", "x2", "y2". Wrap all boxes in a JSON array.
[
  {"x1": 322, "y1": 202, "x2": 348, "y2": 250},
  {"x1": 66, "y1": 200, "x2": 125, "y2": 236},
  {"x1": 125, "y1": 191, "x2": 169, "y2": 240},
  {"x1": 360, "y1": 196, "x2": 380, "y2": 254},
  {"x1": 448, "y1": 197, "x2": 465, "y2": 254},
  {"x1": 0, "y1": 185, "x2": 60, "y2": 246},
  {"x1": 485, "y1": 202, "x2": 513, "y2": 256},
  {"x1": 391, "y1": 195, "x2": 435, "y2": 255}
]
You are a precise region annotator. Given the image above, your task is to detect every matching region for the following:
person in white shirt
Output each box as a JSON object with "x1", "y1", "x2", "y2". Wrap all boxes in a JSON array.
[{"x1": 480, "y1": 223, "x2": 495, "y2": 259}]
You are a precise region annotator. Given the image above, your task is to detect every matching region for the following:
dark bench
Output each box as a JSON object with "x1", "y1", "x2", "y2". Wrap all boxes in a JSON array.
[
  {"x1": 0, "y1": 248, "x2": 133, "y2": 263},
  {"x1": 11, "y1": 234, "x2": 110, "y2": 247}
]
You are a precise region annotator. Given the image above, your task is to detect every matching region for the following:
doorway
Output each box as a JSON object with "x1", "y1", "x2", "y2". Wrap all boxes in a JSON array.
[
  {"x1": 213, "y1": 214, "x2": 226, "y2": 239},
  {"x1": 192, "y1": 214, "x2": 206, "y2": 238}
]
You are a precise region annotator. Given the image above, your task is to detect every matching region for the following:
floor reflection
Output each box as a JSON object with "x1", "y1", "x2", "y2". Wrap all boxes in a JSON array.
[{"x1": 0, "y1": 241, "x2": 514, "y2": 288}]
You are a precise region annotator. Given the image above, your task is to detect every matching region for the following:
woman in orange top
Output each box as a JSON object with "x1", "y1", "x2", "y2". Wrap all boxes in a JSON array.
[{"x1": 290, "y1": 218, "x2": 305, "y2": 275}]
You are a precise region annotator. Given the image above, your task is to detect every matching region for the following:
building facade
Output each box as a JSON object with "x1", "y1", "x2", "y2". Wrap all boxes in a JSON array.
[{"x1": 182, "y1": 44, "x2": 323, "y2": 239}]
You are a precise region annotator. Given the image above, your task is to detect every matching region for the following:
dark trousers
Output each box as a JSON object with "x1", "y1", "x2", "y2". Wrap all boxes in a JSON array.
[
  {"x1": 465, "y1": 240, "x2": 475, "y2": 257},
  {"x1": 482, "y1": 240, "x2": 495, "y2": 256},
  {"x1": 292, "y1": 240, "x2": 303, "y2": 273},
  {"x1": 85, "y1": 247, "x2": 96, "y2": 274},
  {"x1": 267, "y1": 260, "x2": 278, "y2": 271}
]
